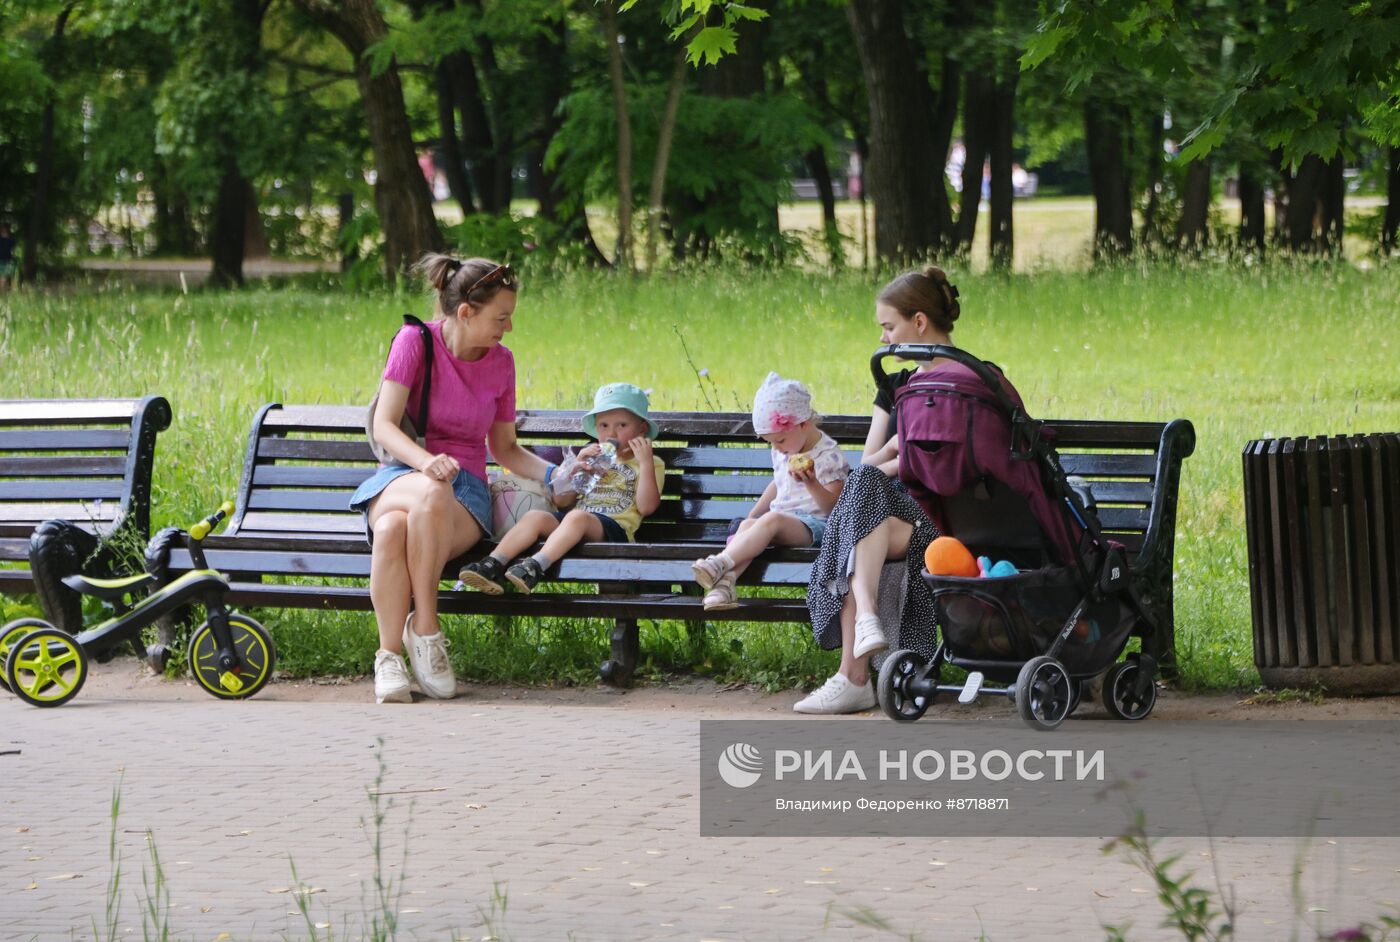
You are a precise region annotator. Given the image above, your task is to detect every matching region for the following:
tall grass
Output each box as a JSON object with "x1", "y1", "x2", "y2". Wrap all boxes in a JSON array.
[{"x1": 3, "y1": 261, "x2": 1397, "y2": 690}]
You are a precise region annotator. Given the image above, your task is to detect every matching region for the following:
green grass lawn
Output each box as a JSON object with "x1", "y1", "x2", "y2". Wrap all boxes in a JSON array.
[{"x1": 3, "y1": 260, "x2": 1397, "y2": 692}]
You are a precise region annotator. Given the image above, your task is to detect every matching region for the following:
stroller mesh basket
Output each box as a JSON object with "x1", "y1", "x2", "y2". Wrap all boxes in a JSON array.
[{"x1": 924, "y1": 564, "x2": 1137, "y2": 677}]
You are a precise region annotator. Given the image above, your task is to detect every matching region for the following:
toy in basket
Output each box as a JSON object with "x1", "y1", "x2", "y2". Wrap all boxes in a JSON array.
[
  {"x1": 0, "y1": 502, "x2": 275, "y2": 707},
  {"x1": 869, "y1": 344, "x2": 1163, "y2": 731}
]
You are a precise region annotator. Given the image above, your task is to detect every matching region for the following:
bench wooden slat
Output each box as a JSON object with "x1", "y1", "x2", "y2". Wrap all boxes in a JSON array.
[
  {"x1": 218, "y1": 581, "x2": 812, "y2": 621},
  {"x1": 1059, "y1": 453, "x2": 1158, "y2": 478},
  {"x1": 0, "y1": 480, "x2": 128, "y2": 501},
  {"x1": 0, "y1": 456, "x2": 129, "y2": 477},
  {"x1": 0, "y1": 567, "x2": 35, "y2": 591},
  {"x1": 0, "y1": 502, "x2": 121, "y2": 524},
  {"x1": 247, "y1": 461, "x2": 784, "y2": 498},
  {"x1": 201, "y1": 534, "x2": 821, "y2": 561},
  {"x1": 1043, "y1": 421, "x2": 1165, "y2": 448},
  {"x1": 253, "y1": 466, "x2": 376, "y2": 488},
  {"x1": 257, "y1": 438, "x2": 378, "y2": 462},
  {"x1": 0, "y1": 429, "x2": 132, "y2": 452},
  {"x1": 174, "y1": 547, "x2": 814, "y2": 586},
  {"x1": 0, "y1": 537, "x2": 33, "y2": 560},
  {"x1": 1081, "y1": 481, "x2": 1154, "y2": 505},
  {"x1": 0, "y1": 399, "x2": 142, "y2": 425}
]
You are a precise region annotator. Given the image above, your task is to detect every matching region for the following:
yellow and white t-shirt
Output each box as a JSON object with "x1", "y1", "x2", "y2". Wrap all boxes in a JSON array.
[{"x1": 579, "y1": 453, "x2": 667, "y2": 540}]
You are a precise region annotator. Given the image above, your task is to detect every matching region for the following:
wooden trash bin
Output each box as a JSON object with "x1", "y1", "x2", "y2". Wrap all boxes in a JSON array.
[{"x1": 1243, "y1": 434, "x2": 1400, "y2": 692}]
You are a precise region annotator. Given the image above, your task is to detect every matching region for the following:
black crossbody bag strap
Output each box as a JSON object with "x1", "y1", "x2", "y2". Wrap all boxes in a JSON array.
[{"x1": 403, "y1": 314, "x2": 433, "y2": 436}]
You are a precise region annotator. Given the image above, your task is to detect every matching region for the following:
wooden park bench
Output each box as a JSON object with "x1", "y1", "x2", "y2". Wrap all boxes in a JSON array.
[
  {"x1": 0, "y1": 397, "x2": 173, "y2": 596},
  {"x1": 167, "y1": 403, "x2": 1195, "y2": 685}
]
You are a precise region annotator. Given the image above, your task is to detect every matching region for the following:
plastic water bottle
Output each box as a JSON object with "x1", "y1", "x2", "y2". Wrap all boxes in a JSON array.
[{"x1": 570, "y1": 441, "x2": 618, "y2": 497}]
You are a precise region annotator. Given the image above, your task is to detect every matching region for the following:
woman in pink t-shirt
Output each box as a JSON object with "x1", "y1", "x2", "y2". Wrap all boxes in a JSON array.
[{"x1": 351, "y1": 254, "x2": 553, "y2": 704}]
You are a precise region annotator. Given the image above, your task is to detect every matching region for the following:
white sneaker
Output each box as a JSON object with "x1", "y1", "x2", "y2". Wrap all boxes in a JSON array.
[
  {"x1": 373, "y1": 649, "x2": 412, "y2": 704},
  {"x1": 403, "y1": 613, "x2": 456, "y2": 700},
  {"x1": 853, "y1": 613, "x2": 888, "y2": 659},
  {"x1": 793, "y1": 672, "x2": 877, "y2": 714}
]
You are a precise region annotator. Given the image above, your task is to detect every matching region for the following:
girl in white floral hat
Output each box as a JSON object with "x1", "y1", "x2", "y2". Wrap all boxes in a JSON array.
[{"x1": 690, "y1": 372, "x2": 849, "y2": 610}]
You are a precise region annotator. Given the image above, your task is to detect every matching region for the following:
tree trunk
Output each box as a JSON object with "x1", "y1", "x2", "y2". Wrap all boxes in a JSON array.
[
  {"x1": 467, "y1": 12, "x2": 513, "y2": 215},
  {"x1": 925, "y1": 49, "x2": 960, "y2": 247},
  {"x1": 434, "y1": 60, "x2": 477, "y2": 216},
  {"x1": 1238, "y1": 164, "x2": 1266, "y2": 251},
  {"x1": 847, "y1": 0, "x2": 945, "y2": 264},
  {"x1": 1382, "y1": 146, "x2": 1400, "y2": 256},
  {"x1": 243, "y1": 180, "x2": 268, "y2": 258},
  {"x1": 1084, "y1": 97, "x2": 1133, "y2": 259},
  {"x1": 527, "y1": 18, "x2": 608, "y2": 266},
  {"x1": 1175, "y1": 159, "x2": 1211, "y2": 251},
  {"x1": 337, "y1": 191, "x2": 358, "y2": 272},
  {"x1": 599, "y1": 0, "x2": 633, "y2": 271},
  {"x1": 986, "y1": 73, "x2": 1016, "y2": 272},
  {"x1": 209, "y1": 163, "x2": 249, "y2": 287},
  {"x1": 294, "y1": 0, "x2": 443, "y2": 280},
  {"x1": 805, "y1": 147, "x2": 844, "y2": 268},
  {"x1": 1320, "y1": 153, "x2": 1345, "y2": 255},
  {"x1": 22, "y1": 4, "x2": 74, "y2": 284},
  {"x1": 1281, "y1": 153, "x2": 1326, "y2": 253},
  {"x1": 646, "y1": 41, "x2": 690, "y2": 272},
  {"x1": 957, "y1": 71, "x2": 993, "y2": 255}
]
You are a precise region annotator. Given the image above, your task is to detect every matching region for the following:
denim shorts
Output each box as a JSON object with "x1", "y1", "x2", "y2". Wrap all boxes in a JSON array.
[
  {"x1": 552, "y1": 509, "x2": 629, "y2": 544},
  {"x1": 794, "y1": 513, "x2": 827, "y2": 547},
  {"x1": 349, "y1": 464, "x2": 493, "y2": 544}
]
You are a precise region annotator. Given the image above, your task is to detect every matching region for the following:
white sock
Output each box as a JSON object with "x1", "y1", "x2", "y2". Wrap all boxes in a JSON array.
[{"x1": 530, "y1": 552, "x2": 553, "y2": 570}]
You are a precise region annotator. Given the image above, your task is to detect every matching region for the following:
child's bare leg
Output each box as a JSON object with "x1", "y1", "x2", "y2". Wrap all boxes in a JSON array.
[
  {"x1": 535, "y1": 508, "x2": 604, "y2": 565},
  {"x1": 490, "y1": 510, "x2": 560, "y2": 562},
  {"x1": 724, "y1": 512, "x2": 814, "y2": 580}
]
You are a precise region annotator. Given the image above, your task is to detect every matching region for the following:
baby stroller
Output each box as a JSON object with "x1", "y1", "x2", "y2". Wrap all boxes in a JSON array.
[{"x1": 872, "y1": 343, "x2": 1160, "y2": 730}]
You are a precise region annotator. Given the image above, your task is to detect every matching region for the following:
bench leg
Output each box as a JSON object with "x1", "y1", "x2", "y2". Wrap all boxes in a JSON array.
[
  {"x1": 679, "y1": 583, "x2": 708, "y2": 661},
  {"x1": 600, "y1": 618, "x2": 638, "y2": 687}
]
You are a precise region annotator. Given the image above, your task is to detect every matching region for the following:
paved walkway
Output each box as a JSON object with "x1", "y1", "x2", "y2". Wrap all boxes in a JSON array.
[{"x1": 4, "y1": 669, "x2": 1398, "y2": 941}]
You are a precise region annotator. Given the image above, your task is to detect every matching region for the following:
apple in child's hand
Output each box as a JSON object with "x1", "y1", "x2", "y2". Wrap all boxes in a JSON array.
[{"x1": 788, "y1": 454, "x2": 813, "y2": 473}]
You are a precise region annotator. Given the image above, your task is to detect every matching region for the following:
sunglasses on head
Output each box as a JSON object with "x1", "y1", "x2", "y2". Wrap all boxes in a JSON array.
[{"x1": 468, "y1": 263, "x2": 517, "y2": 294}]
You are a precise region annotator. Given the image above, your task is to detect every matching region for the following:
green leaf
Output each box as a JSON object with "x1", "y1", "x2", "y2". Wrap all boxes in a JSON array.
[
  {"x1": 687, "y1": 25, "x2": 738, "y2": 66},
  {"x1": 725, "y1": 4, "x2": 767, "y2": 23},
  {"x1": 1020, "y1": 26, "x2": 1070, "y2": 71}
]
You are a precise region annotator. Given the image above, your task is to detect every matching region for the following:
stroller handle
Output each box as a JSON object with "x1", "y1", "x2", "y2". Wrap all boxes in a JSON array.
[{"x1": 870, "y1": 344, "x2": 1024, "y2": 418}]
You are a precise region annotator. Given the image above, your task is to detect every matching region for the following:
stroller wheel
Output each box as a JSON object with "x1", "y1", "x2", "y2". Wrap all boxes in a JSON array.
[
  {"x1": 1065, "y1": 679, "x2": 1083, "y2": 717},
  {"x1": 1103, "y1": 660, "x2": 1156, "y2": 721},
  {"x1": 1015, "y1": 656, "x2": 1072, "y2": 731},
  {"x1": 877, "y1": 649, "x2": 934, "y2": 722}
]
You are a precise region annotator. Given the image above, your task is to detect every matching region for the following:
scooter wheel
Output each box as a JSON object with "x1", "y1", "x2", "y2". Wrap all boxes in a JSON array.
[
  {"x1": 187, "y1": 614, "x2": 276, "y2": 700},
  {"x1": 6, "y1": 627, "x2": 88, "y2": 708},
  {"x1": 0, "y1": 618, "x2": 55, "y2": 694}
]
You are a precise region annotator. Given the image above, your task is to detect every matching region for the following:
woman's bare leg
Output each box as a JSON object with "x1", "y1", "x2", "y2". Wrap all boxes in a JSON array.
[
  {"x1": 368, "y1": 510, "x2": 411, "y2": 653},
  {"x1": 837, "y1": 516, "x2": 914, "y2": 684},
  {"x1": 367, "y1": 473, "x2": 482, "y2": 643}
]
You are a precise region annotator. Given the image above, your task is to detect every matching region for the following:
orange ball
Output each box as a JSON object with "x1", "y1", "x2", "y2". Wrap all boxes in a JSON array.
[{"x1": 925, "y1": 536, "x2": 979, "y2": 577}]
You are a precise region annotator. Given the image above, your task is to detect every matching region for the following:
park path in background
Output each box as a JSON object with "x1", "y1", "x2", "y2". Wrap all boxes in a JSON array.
[{"x1": 4, "y1": 668, "x2": 1399, "y2": 942}]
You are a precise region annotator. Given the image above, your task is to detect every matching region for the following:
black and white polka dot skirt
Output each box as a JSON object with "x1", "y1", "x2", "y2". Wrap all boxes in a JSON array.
[{"x1": 806, "y1": 465, "x2": 939, "y2": 659}]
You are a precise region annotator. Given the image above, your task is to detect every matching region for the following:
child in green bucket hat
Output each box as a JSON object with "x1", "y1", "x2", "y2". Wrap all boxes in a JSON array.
[{"x1": 459, "y1": 382, "x2": 665, "y2": 594}]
